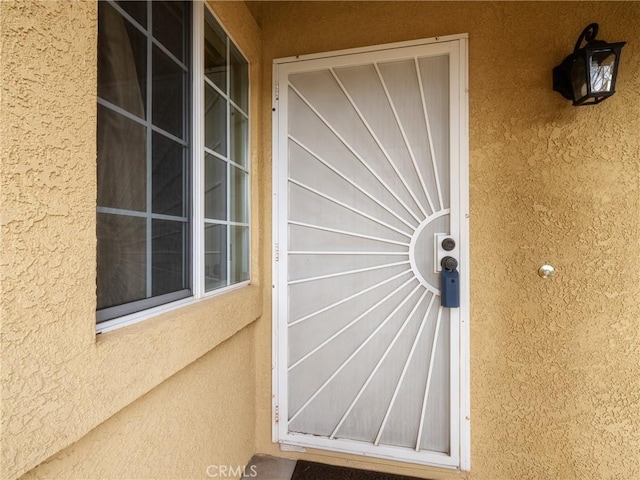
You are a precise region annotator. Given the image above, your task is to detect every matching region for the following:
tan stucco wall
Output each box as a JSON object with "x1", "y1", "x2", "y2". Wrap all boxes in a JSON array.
[
  {"x1": 20, "y1": 325, "x2": 256, "y2": 480},
  {"x1": 3, "y1": 1, "x2": 639, "y2": 479},
  {"x1": 252, "y1": 2, "x2": 640, "y2": 479},
  {"x1": 1, "y1": 1, "x2": 262, "y2": 479}
]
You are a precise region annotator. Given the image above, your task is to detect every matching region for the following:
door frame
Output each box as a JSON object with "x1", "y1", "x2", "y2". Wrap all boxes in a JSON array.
[{"x1": 271, "y1": 34, "x2": 470, "y2": 471}]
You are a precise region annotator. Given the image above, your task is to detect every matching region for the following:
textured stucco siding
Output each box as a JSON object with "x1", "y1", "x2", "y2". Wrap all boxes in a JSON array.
[
  {"x1": 1, "y1": 1, "x2": 262, "y2": 478},
  {"x1": 2, "y1": 1, "x2": 639, "y2": 480},
  {"x1": 252, "y1": 2, "x2": 640, "y2": 480},
  {"x1": 20, "y1": 325, "x2": 256, "y2": 480}
]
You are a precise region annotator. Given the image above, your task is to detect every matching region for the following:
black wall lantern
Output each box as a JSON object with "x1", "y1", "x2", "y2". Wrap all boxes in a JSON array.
[{"x1": 553, "y1": 23, "x2": 626, "y2": 106}]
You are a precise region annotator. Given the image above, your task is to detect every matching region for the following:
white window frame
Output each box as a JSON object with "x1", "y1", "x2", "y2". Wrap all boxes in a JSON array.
[{"x1": 96, "y1": 0, "x2": 251, "y2": 334}]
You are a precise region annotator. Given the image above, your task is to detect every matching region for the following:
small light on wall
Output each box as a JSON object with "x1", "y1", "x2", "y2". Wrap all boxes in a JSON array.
[{"x1": 553, "y1": 23, "x2": 626, "y2": 106}]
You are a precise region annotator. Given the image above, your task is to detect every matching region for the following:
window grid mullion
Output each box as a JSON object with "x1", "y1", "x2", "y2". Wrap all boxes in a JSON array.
[
  {"x1": 204, "y1": 146, "x2": 248, "y2": 173},
  {"x1": 204, "y1": 219, "x2": 249, "y2": 227},
  {"x1": 146, "y1": 0, "x2": 153, "y2": 299},
  {"x1": 183, "y1": 4, "x2": 191, "y2": 296},
  {"x1": 97, "y1": 206, "x2": 187, "y2": 222},
  {"x1": 229, "y1": 98, "x2": 248, "y2": 119},
  {"x1": 204, "y1": 75, "x2": 227, "y2": 102},
  {"x1": 97, "y1": 97, "x2": 189, "y2": 148},
  {"x1": 203, "y1": 75, "x2": 248, "y2": 119},
  {"x1": 151, "y1": 37, "x2": 188, "y2": 73},
  {"x1": 225, "y1": 35, "x2": 232, "y2": 288},
  {"x1": 107, "y1": 0, "x2": 147, "y2": 36},
  {"x1": 97, "y1": 97, "x2": 146, "y2": 127},
  {"x1": 151, "y1": 125, "x2": 188, "y2": 147}
]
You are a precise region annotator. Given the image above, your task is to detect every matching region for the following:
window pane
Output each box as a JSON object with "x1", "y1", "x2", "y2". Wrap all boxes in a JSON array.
[
  {"x1": 152, "y1": 1, "x2": 187, "y2": 63},
  {"x1": 97, "y1": 213, "x2": 147, "y2": 310},
  {"x1": 152, "y1": 133, "x2": 185, "y2": 216},
  {"x1": 205, "y1": 84, "x2": 227, "y2": 155},
  {"x1": 97, "y1": 105, "x2": 146, "y2": 211},
  {"x1": 201, "y1": 12, "x2": 250, "y2": 293},
  {"x1": 152, "y1": 220, "x2": 187, "y2": 296},
  {"x1": 230, "y1": 165, "x2": 248, "y2": 223},
  {"x1": 204, "y1": 9, "x2": 227, "y2": 91},
  {"x1": 116, "y1": 0, "x2": 147, "y2": 28},
  {"x1": 205, "y1": 224, "x2": 227, "y2": 291},
  {"x1": 230, "y1": 43, "x2": 248, "y2": 111},
  {"x1": 205, "y1": 154, "x2": 226, "y2": 221},
  {"x1": 589, "y1": 51, "x2": 615, "y2": 93},
  {"x1": 230, "y1": 225, "x2": 249, "y2": 283},
  {"x1": 97, "y1": 0, "x2": 191, "y2": 321},
  {"x1": 152, "y1": 45, "x2": 185, "y2": 138},
  {"x1": 98, "y1": 1, "x2": 147, "y2": 119},
  {"x1": 572, "y1": 56, "x2": 587, "y2": 100},
  {"x1": 230, "y1": 106, "x2": 248, "y2": 167}
]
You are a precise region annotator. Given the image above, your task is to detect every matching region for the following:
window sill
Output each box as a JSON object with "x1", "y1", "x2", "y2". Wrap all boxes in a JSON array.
[
  {"x1": 94, "y1": 282, "x2": 262, "y2": 368},
  {"x1": 96, "y1": 281, "x2": 252, "y2": 334}
]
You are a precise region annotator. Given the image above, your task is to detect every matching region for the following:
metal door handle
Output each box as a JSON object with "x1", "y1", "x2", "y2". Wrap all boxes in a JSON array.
[{"x1": 441, "y1": 256, "x2": 458, "y2": 271}]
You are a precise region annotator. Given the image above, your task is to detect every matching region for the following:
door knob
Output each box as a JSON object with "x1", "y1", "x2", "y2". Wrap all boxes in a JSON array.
[{"x1": 441, "y1": 256, "x2": 458, "y2": 271}]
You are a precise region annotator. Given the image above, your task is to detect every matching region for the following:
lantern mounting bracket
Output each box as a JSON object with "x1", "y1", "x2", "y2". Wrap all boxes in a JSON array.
[{"x1": 574, "y1": 23, "x2": 599, "y2": 53}]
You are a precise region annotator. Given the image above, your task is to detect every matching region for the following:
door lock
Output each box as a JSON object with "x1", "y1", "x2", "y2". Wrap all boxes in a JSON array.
[
  {"x1": 441, "y1": 238, "x2": 456, "y2": 251},
  {"x1": 434, "y1": 234, "x2": 458, "y2": 273}
]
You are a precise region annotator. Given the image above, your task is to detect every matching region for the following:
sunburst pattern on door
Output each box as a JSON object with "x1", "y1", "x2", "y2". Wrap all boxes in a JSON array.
[{"x1": 280, "y1": 49, "x2": 458, "y2": 458}]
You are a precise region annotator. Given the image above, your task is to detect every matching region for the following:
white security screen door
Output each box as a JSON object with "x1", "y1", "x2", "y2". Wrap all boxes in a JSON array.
[{"x1": 273, "y1": 36, "x2": 469, "y2": 469}]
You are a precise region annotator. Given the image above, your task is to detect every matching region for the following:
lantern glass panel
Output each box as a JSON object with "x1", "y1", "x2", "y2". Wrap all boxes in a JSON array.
[
  {"x1": 589, "y1": 50, "x2": 616, "y2": 93},
  {"x1": 571, "y1": 56, "x2": 588, "y2": 100}
]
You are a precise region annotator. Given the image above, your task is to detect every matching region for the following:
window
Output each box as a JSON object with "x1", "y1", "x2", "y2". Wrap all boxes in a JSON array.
[
  {"x1": 96, "y1": 1, "x2": 249, "y2": 327},
  {"x1": 202, "y1": 7, "x2": 250, "y2": 292}
]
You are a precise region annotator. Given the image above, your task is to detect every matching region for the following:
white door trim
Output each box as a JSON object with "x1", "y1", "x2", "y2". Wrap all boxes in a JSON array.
[
  {"x1": 272, "y1": 34, "x2": 470, "y2": 471},
  {"x1": 274, "y1": 33, "x2": 468, "y2": 65}
]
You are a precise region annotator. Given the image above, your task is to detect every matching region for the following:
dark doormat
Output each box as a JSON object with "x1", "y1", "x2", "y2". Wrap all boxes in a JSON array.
[{"x1": 291, "y1": 460, "x2": 426, "y2": 480}]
